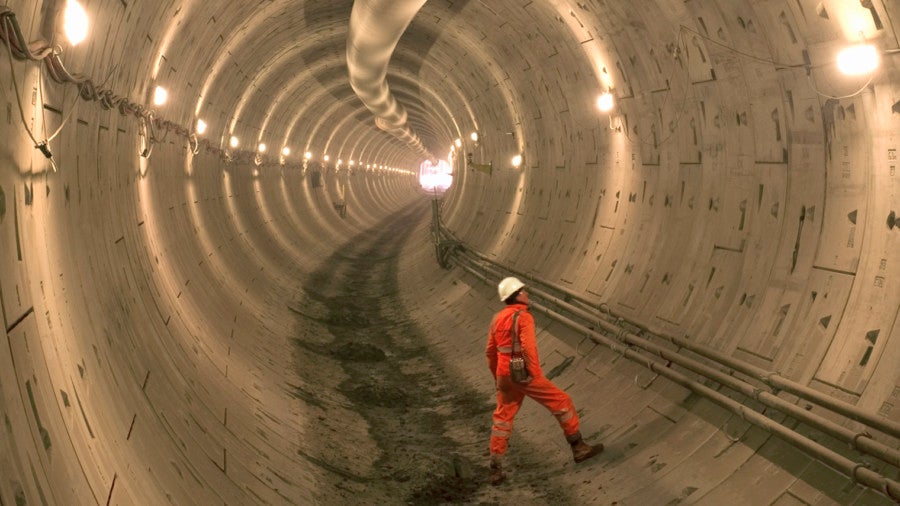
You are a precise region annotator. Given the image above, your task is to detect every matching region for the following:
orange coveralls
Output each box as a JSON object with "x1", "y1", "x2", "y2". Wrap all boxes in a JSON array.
[{"x1": 485, "y1": 303, "x2": 580, "y2": 455}]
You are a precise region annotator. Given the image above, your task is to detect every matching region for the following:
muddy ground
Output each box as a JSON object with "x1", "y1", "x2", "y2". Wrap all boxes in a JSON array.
[{"x1": 286, "y1": 200, "x2": 579, "y2": 504}]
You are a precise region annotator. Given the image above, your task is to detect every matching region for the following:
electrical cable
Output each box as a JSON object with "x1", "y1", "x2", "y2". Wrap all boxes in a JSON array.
[
  {"x1": 678, "y1": 24, "x2": 806, "y2": 70},
  {"x1": 3, "y1": 29, "x2": 56, "y2": 170},
  {"x1": 804, "y1": 72, "x2": 875, "y2": 100},
  {"x1": 680, "y1": 23, "x2": 878, "y2": 100},
  {"x1": 618, "y1": 28, "x2": 692, "y2": 149},
  {"x1": 615, "y1": 23, "x2": 879, "y2": 149}
]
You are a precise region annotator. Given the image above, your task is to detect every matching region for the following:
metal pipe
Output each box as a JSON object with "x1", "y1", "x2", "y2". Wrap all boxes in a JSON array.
[
  {"x1": 527, "y1": 300, "x2": 900, "y2": 503},
  {"x1": 346, "y1": 0, "x2": 435, "y2": 161}
]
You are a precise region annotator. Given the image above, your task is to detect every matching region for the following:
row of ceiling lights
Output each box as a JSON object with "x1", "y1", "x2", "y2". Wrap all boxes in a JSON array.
[
  {"x1": 64, "y1": 0, "x2": 881, "y2": 173},
  {"x1": 64, "y1": 1, "x2": 410, "y2": 175},
  {"x1": 446, "y1": 92, "x2": 612, "y2": 170}
]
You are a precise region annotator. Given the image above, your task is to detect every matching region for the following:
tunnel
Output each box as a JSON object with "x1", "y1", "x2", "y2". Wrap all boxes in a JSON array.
[{"x1": 0, "y1": 0, "x2": 899, "y2": 504}]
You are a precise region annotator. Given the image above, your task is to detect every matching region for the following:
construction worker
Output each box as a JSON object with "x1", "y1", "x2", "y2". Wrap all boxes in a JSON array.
[{"x1": 486, "y1": 276, "x2": 603, "y2": 485}]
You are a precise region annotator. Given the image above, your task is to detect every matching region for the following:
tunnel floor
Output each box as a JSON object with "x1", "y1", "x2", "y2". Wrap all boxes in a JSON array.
[{"x1": 283, "y1": 198, "x2": 579, "y2": 504}]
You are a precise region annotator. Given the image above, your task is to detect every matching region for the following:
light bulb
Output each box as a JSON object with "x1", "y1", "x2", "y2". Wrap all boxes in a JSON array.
[
  {"x1": 64, "y1": 0, "x2": 89, "y2": 46},
  {"x1": 470, "y1": 132, "x2": 479, "y2": 142},
  {"x1": 511, "y1": 154, "x2": 523, "y2": 168},
  {"x1": 258, "y1": 143, "x2": 266, "y2": 153},
  {"x1": 229, "y1": 136, "x2": 239, "y2": 148},
  {"x1": 836, "y1": 44, "x2": 879, "y2": 76},
  {"x1": 597, "y1": 92, "x2": 614, "y2": 112},
  {"x1": 454, "y1": 138, "x2": 462, "y2": 148},
  {"x1": 304, "y1": 151, "x2": 312, "y2": 160},
  {"x1": 153, "y1": 86, "x2": 168, "y2": 106},
  {"x1": 195, "y1": 119, "x2": 207, "y2": 135},
  {"x1": 282, "y1": 147, "x2": 291, "y2": 156}
]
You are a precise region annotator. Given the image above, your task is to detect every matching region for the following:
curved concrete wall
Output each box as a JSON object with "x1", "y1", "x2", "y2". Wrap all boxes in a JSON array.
[{"x1": 0, "y1": 0, "x2": 897, "y2": 504}]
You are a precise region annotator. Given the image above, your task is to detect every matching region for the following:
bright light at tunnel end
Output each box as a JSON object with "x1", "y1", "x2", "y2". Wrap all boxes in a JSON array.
[{"x1": 419, "y1": 159, "x2": 453, "y2": 193}]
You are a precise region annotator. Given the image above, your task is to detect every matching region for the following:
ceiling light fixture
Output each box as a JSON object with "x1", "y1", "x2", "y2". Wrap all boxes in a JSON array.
[
  {"x1": 596, "y1": 92, "x2": 614, "y2": 112},
  {"x1": 836, "y1": 43, "x2": 879, "y2": 75},
  {"x1": 153, "y1": 86, "x2": 168, "y2": 106},
  {"x1": 63, "y1": 0, "x2": 89, "y2": 45}
]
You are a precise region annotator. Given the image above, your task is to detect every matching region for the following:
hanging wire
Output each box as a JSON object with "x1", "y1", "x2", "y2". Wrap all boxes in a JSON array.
[
  {"x1": 0, "y1": 5, "x2": 439, "y2": 176},
  {"x1": 681, "y1": 23, "x2": 877, "y2": 100},
  {"x1": 678, "y1": 24, "x2": 805, "y2": 70},
  {"x1": 616, "y1": 23, "x2": 879, "y2": 149},
  {"x1": 804, "y1": 73, "x2": 876, "y2": 100},
  {"x1": 0, "y1": 6, "x2": 296, "y2": 171},
  {"x1": 618, "y1": 27, "x2": 692, "y2": 149}
]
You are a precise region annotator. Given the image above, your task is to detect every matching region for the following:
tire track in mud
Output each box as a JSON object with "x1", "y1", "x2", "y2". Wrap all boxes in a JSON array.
[{"x1": 288, "y1": 200, "x2": 487, "y2": 504}]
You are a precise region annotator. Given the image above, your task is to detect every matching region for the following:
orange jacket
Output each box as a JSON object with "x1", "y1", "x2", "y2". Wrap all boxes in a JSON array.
[{"x1": 486, "y1": 303, "x2": 543, "y2": 379}]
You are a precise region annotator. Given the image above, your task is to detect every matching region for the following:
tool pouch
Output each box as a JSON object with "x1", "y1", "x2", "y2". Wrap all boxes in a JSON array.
[
  {"x1": 509, "y1": 310, "x2": 532, "y2": 384},
  {"x1": 509, "y1": 354, "x2": 530, "y2": 383}
]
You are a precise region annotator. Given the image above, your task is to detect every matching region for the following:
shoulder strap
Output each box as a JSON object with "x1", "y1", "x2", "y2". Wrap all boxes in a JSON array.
[{"x1": 511, "y1": 310, "x2": 523, "y2": 353}]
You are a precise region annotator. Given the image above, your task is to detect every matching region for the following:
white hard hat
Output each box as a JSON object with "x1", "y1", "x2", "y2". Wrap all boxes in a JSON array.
[{"x1": 497, "y1": 276, "x2": 525, "y2": 301}]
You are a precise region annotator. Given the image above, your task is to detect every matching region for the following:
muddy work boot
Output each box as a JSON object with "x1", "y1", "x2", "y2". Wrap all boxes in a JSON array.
[
  {"x1": 567, "y1": 432, "x2": 603, "y2": 464},
  {"x1": 489, "y1": 454, "x2": 505, "y2": 485}
]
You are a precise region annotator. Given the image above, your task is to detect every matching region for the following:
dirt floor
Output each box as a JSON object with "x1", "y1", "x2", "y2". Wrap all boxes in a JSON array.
[{"x1": 286, "y1": 200, "x2": 579, "y2": 504}]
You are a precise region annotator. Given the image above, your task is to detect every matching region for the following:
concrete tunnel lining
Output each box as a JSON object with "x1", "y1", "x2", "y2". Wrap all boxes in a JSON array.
[{"x1": 0, "y1": 0, "x2": 899, "y2": 504}]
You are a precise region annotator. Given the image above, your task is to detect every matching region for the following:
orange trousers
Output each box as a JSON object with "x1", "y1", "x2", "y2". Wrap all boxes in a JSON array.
[{"x1": 489, "y1": 375, "x2": 580, "y2": 455}]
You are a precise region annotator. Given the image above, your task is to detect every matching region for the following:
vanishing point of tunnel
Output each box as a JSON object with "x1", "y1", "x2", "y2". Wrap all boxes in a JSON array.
[{"x1": 0, "y1": 0, "x2": 899, "y2": 504}]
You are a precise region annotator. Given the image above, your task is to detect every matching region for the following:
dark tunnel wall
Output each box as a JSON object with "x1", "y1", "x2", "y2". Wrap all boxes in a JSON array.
[{"x1": 0, "y1": 0, "x2": 898, "y2": 504}]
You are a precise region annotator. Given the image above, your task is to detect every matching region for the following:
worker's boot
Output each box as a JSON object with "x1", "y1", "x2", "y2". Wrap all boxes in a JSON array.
[
  {"x1": 567, "y1": 432, "x2": 603, "y2": 463},
  {"x1": 489, "y1": 454, "x2": 505, "y2": 485}
]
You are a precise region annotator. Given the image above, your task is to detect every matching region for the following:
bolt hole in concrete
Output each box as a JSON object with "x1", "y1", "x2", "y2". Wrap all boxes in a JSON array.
[{"x1": 287, "y1": 200, "x2": 576, "y2": 504}]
